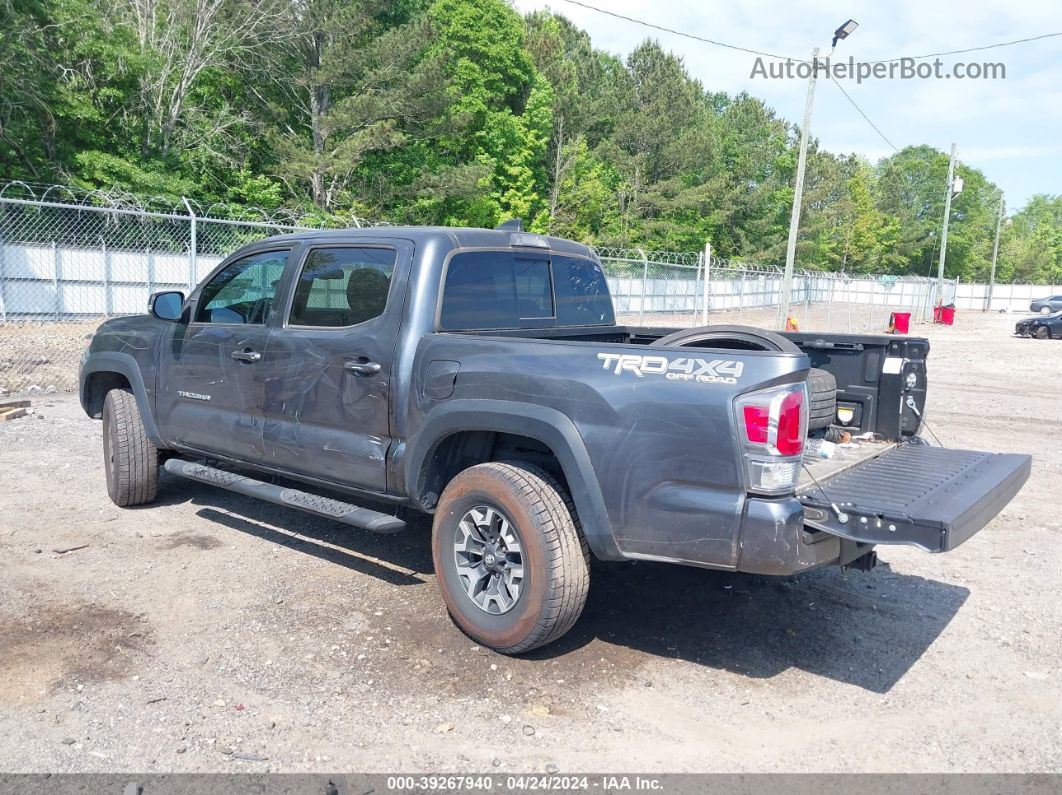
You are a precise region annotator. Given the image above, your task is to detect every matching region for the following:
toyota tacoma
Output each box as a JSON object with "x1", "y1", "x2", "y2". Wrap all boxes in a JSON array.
[{"x1": 79, "y1": 226, "x2": 1031, "y2": 653}]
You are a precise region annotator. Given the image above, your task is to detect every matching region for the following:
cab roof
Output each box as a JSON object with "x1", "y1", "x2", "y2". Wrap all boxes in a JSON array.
[{"x1": 258, "y1": 225, "x2": 595, "y2": 258}]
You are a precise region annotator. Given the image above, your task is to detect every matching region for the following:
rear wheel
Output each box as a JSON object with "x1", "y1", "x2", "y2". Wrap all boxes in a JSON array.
[
  {"x1": 432, "y1": 461, "x2": 589, "y2": 654},
  {"x1": 102, "y1": 389, "x2": 158, "y2": 507}
]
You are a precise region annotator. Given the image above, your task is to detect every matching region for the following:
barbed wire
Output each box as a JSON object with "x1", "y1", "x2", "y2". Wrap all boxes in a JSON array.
[
  {"x1": 0, "y1": 181, "x2": 940, "y2": 284},
  {"x1": 593, "y1": 246, "x2": 935, "y2": 284},
  {"x1": 0, "y1": 181, "x2": 387, "y2": 230}
]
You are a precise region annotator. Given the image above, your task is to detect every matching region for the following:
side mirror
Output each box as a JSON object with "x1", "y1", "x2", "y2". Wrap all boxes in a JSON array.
[{"x1": 149, "y1": 290, "x2": 185, "y2": 321}]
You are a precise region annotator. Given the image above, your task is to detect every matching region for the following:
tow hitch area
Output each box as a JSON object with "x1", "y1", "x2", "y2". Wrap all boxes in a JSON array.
[
  {"x1": 843, "y1": 550, "x2": 878, "y2": 572},
  {"x1": 799, "y1": 444, "x2": 1031, "y2": 552}
]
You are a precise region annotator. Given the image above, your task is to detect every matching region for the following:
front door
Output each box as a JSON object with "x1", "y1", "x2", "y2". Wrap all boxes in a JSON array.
[
  {"x1": 155, "y1": 246, "x2": 292, "y2": 462},
  {"x1": 260, "y1": 242, "x2": 406, "y2": 492}
]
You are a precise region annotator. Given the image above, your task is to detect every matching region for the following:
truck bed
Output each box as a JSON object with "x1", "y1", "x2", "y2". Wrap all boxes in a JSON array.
[{"x1": 798, "y1": 437, "x2": 897, "y2": 494}]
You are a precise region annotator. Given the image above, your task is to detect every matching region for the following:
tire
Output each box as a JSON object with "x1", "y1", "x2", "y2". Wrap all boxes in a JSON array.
[
  {"x1": 650, "y1": 325, "x2": 836, "y2": 430},
  {"x1": 807, "y1": 367, "x2": 837, "y2": 430},
  {"x1": 1040, "y1": 306, "x2": 1052, "y2": 315},
  {"x1": 1034, "y1": 326, "x2": 1051, "y2": 340},
  {"x1": 651, "y1": 324, "x2": 801, "y2": 353},
  {"x1": 432, "y1": 461, "x2": 590, "y2": 654},
  {"x1": 102, "y1": 389, "x2": 159, "y2": 507}
]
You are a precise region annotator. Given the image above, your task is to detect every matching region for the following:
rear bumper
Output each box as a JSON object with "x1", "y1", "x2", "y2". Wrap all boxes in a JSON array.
[{"x1": 735, "y1": 496, "x2": 843, "y2": 575}]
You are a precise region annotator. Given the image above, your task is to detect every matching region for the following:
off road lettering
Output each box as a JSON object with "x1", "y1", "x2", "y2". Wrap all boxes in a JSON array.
[{"x1": 596, "y1": 353, "x2": 744, "y2": 383}]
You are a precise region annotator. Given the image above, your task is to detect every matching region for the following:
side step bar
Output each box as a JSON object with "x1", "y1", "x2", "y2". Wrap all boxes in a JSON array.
[{"x1": 163, "y1": 459, "x2": 406, "y2": 534}]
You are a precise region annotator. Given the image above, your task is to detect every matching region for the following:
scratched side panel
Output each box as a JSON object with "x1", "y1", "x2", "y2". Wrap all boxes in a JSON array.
[
  {"x1": 155, "y1": 322, "x2": 270, "y2": 459},
  {"x1": 410, "y1": 334, "x2": 808, "y2": 569}
]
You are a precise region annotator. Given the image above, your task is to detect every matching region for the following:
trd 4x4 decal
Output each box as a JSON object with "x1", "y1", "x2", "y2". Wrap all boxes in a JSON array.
[{"x1": 596, "y1": 353, "x2": 744, "y2": 384}]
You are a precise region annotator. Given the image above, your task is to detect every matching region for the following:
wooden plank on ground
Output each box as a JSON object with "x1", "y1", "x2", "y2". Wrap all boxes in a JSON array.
[
  {"x1": 0, "y1": 407, "x2": 27, "y2": 421},
  {"x1": 0, "y1": 400, "x2": 31, "y2": 410}
]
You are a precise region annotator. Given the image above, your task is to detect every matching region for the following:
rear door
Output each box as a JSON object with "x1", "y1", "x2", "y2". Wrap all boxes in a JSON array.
[
  {"x1": 260, "y1": 240, "x2": 409, "y2": 492},
  {"x1": 155, "y1": 246, "x2": 292, "y2": 461}
]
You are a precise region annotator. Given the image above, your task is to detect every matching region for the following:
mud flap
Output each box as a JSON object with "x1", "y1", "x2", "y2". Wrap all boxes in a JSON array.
[{"x1": 798, "y1": 445, "x2": 1031, "y2": 552}]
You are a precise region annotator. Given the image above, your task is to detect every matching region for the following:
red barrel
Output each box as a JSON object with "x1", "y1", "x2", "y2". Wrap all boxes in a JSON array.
[
  {"x1": 940, "y1": 306, "x2": 956, "y2": 326},
  {"x1": 889, "y1": 312, "x2": 911, "y2": 334}
]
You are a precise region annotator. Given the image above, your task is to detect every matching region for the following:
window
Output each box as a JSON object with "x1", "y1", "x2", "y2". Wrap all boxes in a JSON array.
[
  {"x1": 289, "y1": 247, "x2": 396, "y2": 328},
  {"x1": 440, "y1": 252, "x2": 556, "y2": 330},
  {"x1": 195, "y1": 249, "x2": 289, "y2": 324},
  {"x1": 552, "y1": 255, "x2": 614, "y2": 326},
  {"x1": 515, "y1": 258, "x2": 553, "y2": 318}
]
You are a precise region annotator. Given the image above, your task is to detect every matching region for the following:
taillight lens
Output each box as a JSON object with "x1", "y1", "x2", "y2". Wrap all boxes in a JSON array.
[
  {"x1": 735, "y1": 382, "x2": 808, "y2": 494},
  {"x1": 775, "y1": 388, "x2": 805, "y2": 456},
  {"x1": 742, "y1": 405, "x2": 769, "y2": 444}
]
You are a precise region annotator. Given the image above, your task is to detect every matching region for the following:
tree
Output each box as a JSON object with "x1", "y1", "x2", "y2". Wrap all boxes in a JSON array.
[
  {"x1": 0, "y1": 1, "x2": 1044, "y2": 276},
  {"x1": 875, "y1": 146, "x2": 999, "y2": 278},
  {"x1": 423, "y1": 0, "x2": 552, "y2": 228},
  {"x1": 525, "y1": 10, "x2": 623, "y2": 234},
  {"x1": 268, "y1": 0, "x2": 449, "y2": 211},
  {"x1": 119, "y1": 0, "x2": 292, "y2": 158},
  {"x1": 998, "y1": 195, "x2": 1062, "y2": 283}
]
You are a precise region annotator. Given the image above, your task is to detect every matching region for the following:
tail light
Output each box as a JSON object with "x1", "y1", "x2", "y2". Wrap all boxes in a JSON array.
[{"x1": 734, "y1": 382, "x2": 807, "y2": 495}]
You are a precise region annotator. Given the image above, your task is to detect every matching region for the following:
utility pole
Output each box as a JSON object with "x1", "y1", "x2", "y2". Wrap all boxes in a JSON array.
[
  {"x1": 702, "y1": 239, "x2": 711, "y2": 324},
  {"x1": 984, "y1": 192, "x2": 1005, "y2": 312},
  {"x1": 777, "y1": 47, "x2": 819, "y2": 329},
  {"x1": 936, "y1": 143, "x2": 957, "y2": 303}
]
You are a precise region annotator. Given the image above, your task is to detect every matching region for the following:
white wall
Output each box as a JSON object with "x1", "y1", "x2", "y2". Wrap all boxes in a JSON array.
[
  {"x1": 0, "y1": 243, "x2": 222, "y2": 317},
  {"x1": 952, "y1": 282, "x2": 1062, "y2": 313}
]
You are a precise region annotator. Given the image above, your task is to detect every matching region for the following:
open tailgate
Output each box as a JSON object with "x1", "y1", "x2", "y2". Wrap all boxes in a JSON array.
[{"x1": 798, "y1": 445, "x2": 1031, "y2": 552}]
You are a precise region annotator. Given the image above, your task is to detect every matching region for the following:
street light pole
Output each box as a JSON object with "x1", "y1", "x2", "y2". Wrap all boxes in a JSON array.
[
  {"x1": 985, "y1": 191, "x2": 1005, "y2": 312},
  {"x1": 936, "y1": 143, "x2": 957, "y2": 303},
  {"x1": 777, "y1": 46, "x2": 820, "y2": 330}
]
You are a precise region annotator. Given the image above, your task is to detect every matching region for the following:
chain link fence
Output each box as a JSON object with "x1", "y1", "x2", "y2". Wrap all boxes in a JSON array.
[
  {"x1": 0, "y1": 183, "x2": 348, "y2": 395},
  {"x1": 593, "y1": 247, "x2": 948, "y2": 334},
  {"x1": 1, "y1": 182, "x2": 955, "y2": 396}
]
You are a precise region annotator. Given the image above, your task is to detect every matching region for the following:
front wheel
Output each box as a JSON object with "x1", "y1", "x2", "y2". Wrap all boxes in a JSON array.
[
  {"x1": 432, "y1": 462, "x2": 590, "y2": 654},
  {"x1": 102, "y1": 389, "x2": 159, "y2": 506},
  {"x1": 1035, "y1": 326, "x2": 1051, "y2": 339},
  {"x1": 1041, "y1": 306, "x2": 1053, "y2": 314}
]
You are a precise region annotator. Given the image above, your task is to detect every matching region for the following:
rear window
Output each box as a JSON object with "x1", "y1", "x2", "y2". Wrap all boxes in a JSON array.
[
  {"x1": 552, "y1": 255, "x2": 614, "y2": 326},
  {"x1": 440, "y1": 250, "x2": 612, "y2": 330}
]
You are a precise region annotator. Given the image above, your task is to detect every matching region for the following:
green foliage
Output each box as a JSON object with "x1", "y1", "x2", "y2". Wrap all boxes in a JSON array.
[
  {"x1": 998, "y1": 195, "x2": 1062, "y2": 283},
  {"x1": 0, "y1": 1, "x2": 1053, "y2": 280}
]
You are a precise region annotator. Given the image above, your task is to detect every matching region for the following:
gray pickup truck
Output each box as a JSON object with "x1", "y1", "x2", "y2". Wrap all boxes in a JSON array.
[{"x1": 79, "y1": 226, "x2": 1031, "y2": 653}]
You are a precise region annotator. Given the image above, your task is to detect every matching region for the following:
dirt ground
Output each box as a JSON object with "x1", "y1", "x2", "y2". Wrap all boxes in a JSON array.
[
  {"x1": 0, "y1": 320, "x2": 98, "y2": 395},
  {"x1": 0, "y1": 310, "x2": 1060, "y2": 773}
]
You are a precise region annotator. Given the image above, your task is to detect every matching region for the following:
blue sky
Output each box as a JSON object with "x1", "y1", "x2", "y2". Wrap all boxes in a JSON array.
[{"x1": 513, "y1": 0, "x2": 1062, "y2": 212}]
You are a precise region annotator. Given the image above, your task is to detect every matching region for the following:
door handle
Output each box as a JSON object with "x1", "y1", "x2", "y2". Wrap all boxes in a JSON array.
[
  {"x1": 344, "y1": 358, "x2": 381, "y2": 376},
  {"x1": 231, "y1": 349, "x2": 262, "y2": 363}
]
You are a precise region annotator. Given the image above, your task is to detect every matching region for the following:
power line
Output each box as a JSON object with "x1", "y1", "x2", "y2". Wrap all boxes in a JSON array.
[
  {"x1": 866, "y1": 31, "x2": 1062, "y2": 64},
  {"x1": 556, "y1": 0, "x2": 798, "y2": 61},
  {"x1": 558, "y1": 0, "x2": 1062, "y2": 64},
  {"x1": 828, "y1": 75, "x2": 899, "y2": 153}
]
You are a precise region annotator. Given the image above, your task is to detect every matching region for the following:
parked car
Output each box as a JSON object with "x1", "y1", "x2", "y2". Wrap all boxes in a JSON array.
[
  {"x1": 1016, "y1": 310, "x2": 1062, "y2": 339},
  {"x1": 1030, "y1": 295, "x2": 1062, "y2": 314},
  {"x1": 79, "y1": 226, "x2": 1031, "y2": 653}
]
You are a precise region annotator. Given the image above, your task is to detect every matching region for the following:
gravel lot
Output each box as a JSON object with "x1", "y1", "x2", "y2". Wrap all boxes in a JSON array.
[{"x1": 0, "y1": 311, "x2": 1060, "y2": 773}]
